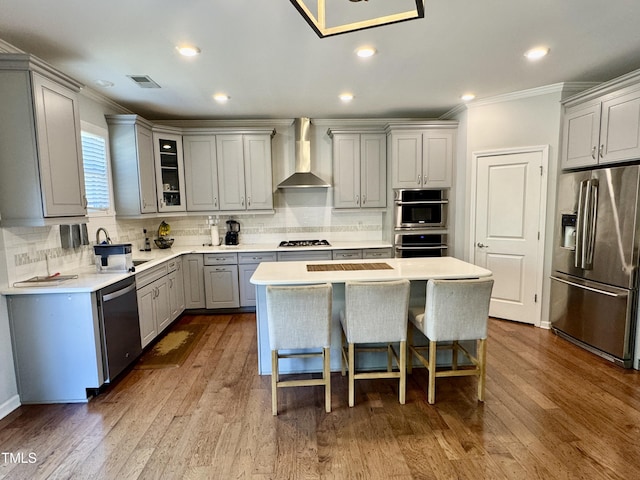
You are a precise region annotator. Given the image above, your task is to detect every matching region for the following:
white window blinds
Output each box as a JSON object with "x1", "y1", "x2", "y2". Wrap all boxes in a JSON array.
[{"x1": 81, "y1": 130, "x2": 111, "y2": 213}]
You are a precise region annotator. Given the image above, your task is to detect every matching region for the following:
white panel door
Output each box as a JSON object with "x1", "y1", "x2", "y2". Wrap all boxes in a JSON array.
[{"x1": 474, "y1": 150, "x2": 544, "y2": 324}]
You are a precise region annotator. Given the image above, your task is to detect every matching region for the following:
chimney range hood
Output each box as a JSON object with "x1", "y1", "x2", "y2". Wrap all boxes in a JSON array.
[{"x1": 277, "y1": 117, "x2": 330, "y2": 189}]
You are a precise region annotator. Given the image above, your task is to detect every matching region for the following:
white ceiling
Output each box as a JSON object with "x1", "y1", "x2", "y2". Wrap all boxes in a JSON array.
[{"x1": 2, "y1": 0, "x2": 640, "y2": 121}]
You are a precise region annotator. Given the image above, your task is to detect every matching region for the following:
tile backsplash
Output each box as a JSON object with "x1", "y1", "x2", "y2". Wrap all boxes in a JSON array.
[{"x1": 0, "y1": 198, "x2": 387, "y2": 285}]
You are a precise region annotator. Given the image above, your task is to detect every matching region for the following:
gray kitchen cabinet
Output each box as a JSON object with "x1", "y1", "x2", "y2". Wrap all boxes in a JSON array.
[
  {"x1": 136, "y1": 262, "x2": 171, "y2": 348},
  {"x1": 217, "y1": 133, "x2": 274, "y2": 211},
  {"x1": 332, "y1": 249, "x2": 363, "y2": 260},
  {"x1": 332, "y1": 248, "x2": 393, "y2": 260},
  {"x1": 238, "y1": 252, "x2": 277, "y2": 307},
  {"x1": 0, "y1": 54, "x2": 87, "y2": 226},
  {"x1": 329, "y1": 130, "x2": 386, "y2": 209},
  {"x1": 182, "y1": 254, "x2": 205, "y2": 309},
  {"x1": 204, "y1": 252, "x2": 240, "y2": 309},
  {"x1": 183, "y1": 135, "x2": 220, "y2": 211},
  {"x1": 388, "y1": 126, "x2": 456, "y2": 189},
  {"x1": 153, "y1": 128, "x2": 186, "y2": 212},
  {"x1": 106, "y1": 115, "x2": 158, "y2": 216},
  {"x1": 561, "y1": 82, "x2": 640, "y2": 169},
  {"x1": 277, "y1": 250, "x2": 333, "y2": 262},
  {"x1": 362, "y1": 247, "x2": 393, "y2": 259},
  {"x1": 168, "y1": 257, "x2": 185, "y2": 320}
]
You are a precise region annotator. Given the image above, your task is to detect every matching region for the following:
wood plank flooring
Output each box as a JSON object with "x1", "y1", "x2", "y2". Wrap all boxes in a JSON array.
[{"x1": 2, "y1": 313, "x2": 640, "y2": 479}]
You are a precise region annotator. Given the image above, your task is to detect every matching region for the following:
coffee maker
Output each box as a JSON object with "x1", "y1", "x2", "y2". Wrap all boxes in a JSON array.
[{"x1": 224, "y1": 220, "x2": 240, "y2": 245}]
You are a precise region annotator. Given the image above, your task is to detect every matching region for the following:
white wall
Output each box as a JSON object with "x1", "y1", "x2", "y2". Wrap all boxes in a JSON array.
[{"x1": 449, "y1": 85, "x2": 581, "y2": 328}]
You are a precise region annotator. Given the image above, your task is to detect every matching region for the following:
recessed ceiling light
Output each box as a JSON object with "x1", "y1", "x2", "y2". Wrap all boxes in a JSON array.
[
  {"x1": 339, "y1": 93, "x2": 354, "y2": 102},
  {"x1": 524, "y1": 47, "x2": 550, "y2": 60},
  {"x1": 461, "y1": 93, "x2": 476, "y2": 101},
  {"x1": 356, "y1": 46, "x2": 376, "y2": 58},
  {"x1": 177, "y1": 45, "x2": 201, "y2": 57},
  {"x1": 213, "y1": 93, "x2": 230, "y2": 103},
  {"x1": 94, "y1": 79, "x2": 114, "y2": 88}
]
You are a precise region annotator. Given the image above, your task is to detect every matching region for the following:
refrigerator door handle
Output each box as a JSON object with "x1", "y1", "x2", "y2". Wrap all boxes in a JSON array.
[
  {"x1": 575, "y1": 179, "x2": 587, "y2": 268},
  {"x1": 550, "y1": 275, "x2": 628, "y2": 298},
  {"x1": 585, "y1": 179, "x2": 599, "y2": 268}
]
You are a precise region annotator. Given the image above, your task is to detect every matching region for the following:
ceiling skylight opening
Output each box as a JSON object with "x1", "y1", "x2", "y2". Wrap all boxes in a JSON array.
[
  {"x1": 177, "y1": 45, "x2": 201, "y2": 57},
  {"x1": 213, "y1": 93, "x2": 230, "y2": 103},
  {"x1": 356, "y1": 46, "x2": 377, "y2": 58},
  {"x1": 524, "y1": 47, "x2": 550, "y2": 61},
  {"x1": 339, "y1": 93, "x2": 354, "y2": 102},
  {"x1": 461, "y1": 93, "x2": 476, "y2": 102}
]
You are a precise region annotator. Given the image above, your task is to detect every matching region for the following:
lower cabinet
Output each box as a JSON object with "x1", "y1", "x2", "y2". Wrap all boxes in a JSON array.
[
  {"x1": 168, "y1": 257, "x2": 185, "y2": 319},
  {"x1": 204, "y1": 253, "x2": 240, "y2": 309},
  {"x1": 182, "y1": 254, "x2": 205, "y2": 308},
  {"x1": 136, "y1": 259, "x2": 184, "y2": 349},
  {"x1": 238, "y1": 252, "x2": 277, "y2": 307}
]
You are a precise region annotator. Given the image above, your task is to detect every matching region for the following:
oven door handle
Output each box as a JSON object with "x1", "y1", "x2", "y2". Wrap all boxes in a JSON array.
[
  {"x1": 395, "y1": 245, "x2": 448, "y2": 250},
  {"x1": 394, "y1": 200, "x2": 448, "y2": 206}
]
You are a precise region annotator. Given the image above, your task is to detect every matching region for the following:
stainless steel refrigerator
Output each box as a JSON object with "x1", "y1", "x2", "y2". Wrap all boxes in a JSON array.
[{"x1": 550, "y1": 164, "x2": 640, "y2": 367}]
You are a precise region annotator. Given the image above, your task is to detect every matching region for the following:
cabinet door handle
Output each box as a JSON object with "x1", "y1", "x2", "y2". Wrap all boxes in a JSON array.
[
  {"x1": 362, "y1": 194, "x2": 366, "y2": 205},
  {"x1": 82, "y1": 195, "x2": 88, "y2": 209},
  {"x1": 355, "y1": 194, "x2": 360, "y2": 206},
  {"x1": 247, "y1": 196, "x2": 251, "y2": 207},
  {"x1": 591, "y1": 146, "x2": 597, "y2": 159},
  {"x1": 599, "y1": 144, "x2": 604, "y2": 158},
  {"x1": 214, "y1": 197, "x2": 218, "y2": 208},
  {"x1": 417, "y1": 175, "x2": 421, "y2": 185},
  {"x1": 241, "y1": 196, "x2": 245, "y2": 207}
]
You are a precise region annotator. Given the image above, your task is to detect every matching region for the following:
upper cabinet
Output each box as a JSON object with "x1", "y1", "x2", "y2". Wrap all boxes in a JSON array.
[
  {"x1": 153, "y1": 129, "x2": 186, "y2": 212},
  {"x1": 328, "y1": 129, "x2": 386, "y2": 209},
  {"x1": 387, "y1": 124, "x2": 456, "y2": 189},
  {"x1": 0, "y1": 54, "x2": 87, "y2": 226},
  {"x1": 561, "y1": 72, "x2": 640, "y2": 169},
  {"x1": 183, "y1": 135, "x2": 220, "y2": 211},
  {"x1": 216, "y1": 133, "x2": 274, "y2": 212},
  {"x1": 106, "y1": 115, "x2": 158, "y2": 216}
]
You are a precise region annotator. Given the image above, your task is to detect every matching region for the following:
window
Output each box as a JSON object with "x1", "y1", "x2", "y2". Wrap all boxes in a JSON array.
[{"x1": 81, "y1": 123, "x2": 114, "y2": 216}]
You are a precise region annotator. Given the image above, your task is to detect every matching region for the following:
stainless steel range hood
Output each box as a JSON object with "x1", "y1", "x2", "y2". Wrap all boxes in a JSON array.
[{"x1": 277, "y1": 117, "x2": 330, "y2": 188}]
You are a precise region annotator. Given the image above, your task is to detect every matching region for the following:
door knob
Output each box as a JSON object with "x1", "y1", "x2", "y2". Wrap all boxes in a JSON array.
[{"x1": 477, "y1": 242, "x2": 489, "y2": 248}]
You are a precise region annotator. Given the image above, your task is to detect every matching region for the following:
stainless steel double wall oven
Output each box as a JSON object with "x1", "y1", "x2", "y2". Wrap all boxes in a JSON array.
[{"x1": 393, "y1": 189, "x2": 448, "y2": 257}]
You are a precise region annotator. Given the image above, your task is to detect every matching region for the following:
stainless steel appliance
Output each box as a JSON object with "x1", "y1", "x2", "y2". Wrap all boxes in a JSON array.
[
  {"x1": 550, "y1": 164, "x2": 640, "y2": 367},
  {"x1": 277, "y1": 239, "x2": 332, "y2": 261},
  {"x1": 394, "y1": 189, "x2": 447, "y2": 229},
  {"x1": 393, "y1": 189, "x2": 448, "y2": 258},
  {"x1": 225, "y1": 220, "x2": 240, "y2": 245},
  {"x1": 394, "y1": 233, "x2": 448, "y2": 258},
  {"x1": 278, "y1": 239, "x2": 331, "y2": 247},
  {"x1": 97, "y1": 276, "x2": 142, "y2": 382}
]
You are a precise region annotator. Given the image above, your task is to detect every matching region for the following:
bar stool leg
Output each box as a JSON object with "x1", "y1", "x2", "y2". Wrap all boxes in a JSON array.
[
  {"x1": 271, "y1": 350, "x2": 279, "y2": 416},
  {"x1": 323, "y1": 347, "x2": 331, "y2": 413},
  {"x1": 348, "y1": 343, "x2": 355, "y2": 407}
]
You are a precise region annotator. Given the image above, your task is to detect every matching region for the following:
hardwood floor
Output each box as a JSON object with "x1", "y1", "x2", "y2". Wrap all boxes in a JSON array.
[{"x1": 2, "y1": 313, "x2": 640, "y2": 479}]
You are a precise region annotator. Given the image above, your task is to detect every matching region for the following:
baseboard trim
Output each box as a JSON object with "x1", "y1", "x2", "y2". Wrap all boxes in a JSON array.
[{"x1": 0, "y1": 394, "x2": 21, "y2": 420}]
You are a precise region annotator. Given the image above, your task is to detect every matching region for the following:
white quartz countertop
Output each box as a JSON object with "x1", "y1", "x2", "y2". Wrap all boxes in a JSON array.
[
  {"x1": 250, "y1": 257, "x2": 492, "y2": 285},
  {"x1": 1, "y1": 241, "x2": 392, "y2": 295}
]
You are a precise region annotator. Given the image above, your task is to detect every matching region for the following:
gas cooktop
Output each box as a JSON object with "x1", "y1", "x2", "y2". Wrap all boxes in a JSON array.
[{"x1": 278, "y1": 239, "x2": 331, "y2": 247}]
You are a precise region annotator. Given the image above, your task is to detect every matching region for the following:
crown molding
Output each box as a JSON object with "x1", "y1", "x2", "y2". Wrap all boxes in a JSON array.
[
  {"x1": 441, "y1": 82, "x2": 601, "y2": 119},
  {"x1": 80, "y1": 87, "x2": 133, "y2": 114}
]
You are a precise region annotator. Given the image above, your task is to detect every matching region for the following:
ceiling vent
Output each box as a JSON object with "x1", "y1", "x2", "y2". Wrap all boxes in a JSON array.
[{"x1": 127, "y1": 75, "x2": 161, "y2": 88}]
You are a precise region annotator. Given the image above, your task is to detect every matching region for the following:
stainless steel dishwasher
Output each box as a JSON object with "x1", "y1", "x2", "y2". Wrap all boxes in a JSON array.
[{"x1": 97, "y1": 276, "x2": 142, "y2": 382}]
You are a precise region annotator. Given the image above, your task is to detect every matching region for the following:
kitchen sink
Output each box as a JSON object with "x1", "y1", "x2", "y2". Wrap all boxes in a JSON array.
[{"x1": 133, "y1": 260, "x2": 149, "y2": 266}]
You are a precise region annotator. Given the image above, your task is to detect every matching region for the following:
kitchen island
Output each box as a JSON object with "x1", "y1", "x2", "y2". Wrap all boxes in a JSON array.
[{"x1": 250, "y1": 256, "x2": 492, "y2": 374}]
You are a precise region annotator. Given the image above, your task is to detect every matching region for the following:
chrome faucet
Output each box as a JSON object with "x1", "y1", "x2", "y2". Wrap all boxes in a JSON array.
[{"x1": 96, "y1": 227, "x2": 111, "y2": 245}]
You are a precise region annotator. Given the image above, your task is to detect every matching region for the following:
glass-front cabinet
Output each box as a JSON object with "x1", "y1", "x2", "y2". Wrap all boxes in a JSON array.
[{"x1": 153, "y1": 130, "x2": 186, "y2": 212}]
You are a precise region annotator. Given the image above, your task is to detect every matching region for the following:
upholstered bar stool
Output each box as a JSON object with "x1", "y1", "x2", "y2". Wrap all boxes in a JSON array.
[
  {"x1": 408, "y1": 277, "x2": 494, "y2": 404},
  {"x1": 266, "y1": 283, "x2": 332, "y2": 416},
  {"x1": 340, "y1": 279, "x2": 410, "y2": 407}
]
